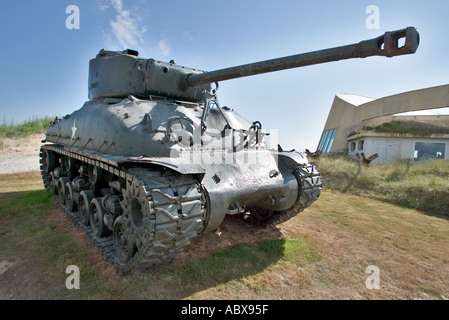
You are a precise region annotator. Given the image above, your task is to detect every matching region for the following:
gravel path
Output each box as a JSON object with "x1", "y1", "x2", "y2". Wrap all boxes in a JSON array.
[
  {"x1": 0, "y1": 134, "x2": 44, "y2": 174},
  {"x1": 0, "y1": 155, "x2": 40, "y2": 174}
]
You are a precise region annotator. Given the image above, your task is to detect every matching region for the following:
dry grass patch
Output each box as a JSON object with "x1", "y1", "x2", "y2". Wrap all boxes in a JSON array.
[
  {"x1": 291, "y1": 190, "x2": 449, "y2": 299},
  {"x1": 0, "y1": 171, "x2": 44, "y2": 193}
]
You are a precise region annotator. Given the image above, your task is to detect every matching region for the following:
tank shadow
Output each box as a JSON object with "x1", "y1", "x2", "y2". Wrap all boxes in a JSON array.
[{"x1": 132, "y1": 214, "x2": 286, "y2": 298}]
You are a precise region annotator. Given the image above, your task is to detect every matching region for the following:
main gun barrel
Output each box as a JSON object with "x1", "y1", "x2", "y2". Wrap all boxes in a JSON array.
[{"x1": 185, "y1": 27, "x2": 419, "y2": 88}]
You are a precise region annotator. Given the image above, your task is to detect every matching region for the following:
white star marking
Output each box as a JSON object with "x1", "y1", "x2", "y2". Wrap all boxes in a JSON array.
[{"x1": 71, "y1": 120, "x2": 78, "y2": 140}]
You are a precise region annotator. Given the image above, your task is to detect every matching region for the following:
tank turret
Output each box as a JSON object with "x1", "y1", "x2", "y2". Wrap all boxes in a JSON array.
[
  {"x1": 89, "y1": 27, "x2": 418, "y2": 102},
  {"x1": 40, "y1": 27, "x2": 419, "y2": 273}
]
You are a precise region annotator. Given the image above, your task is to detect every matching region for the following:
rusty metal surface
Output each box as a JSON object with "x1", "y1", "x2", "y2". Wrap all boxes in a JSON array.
[{"x1": 186, "y1": 27, "x2": 419, "y2": 87}]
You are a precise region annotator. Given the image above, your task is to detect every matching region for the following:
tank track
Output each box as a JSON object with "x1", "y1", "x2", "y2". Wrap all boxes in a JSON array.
[
  {"x1": 40, "y1": 145, "x2": 206, "y2": 274},
  {"x1": 293, "y1": 163, "x2": 322, "y2": 211}
]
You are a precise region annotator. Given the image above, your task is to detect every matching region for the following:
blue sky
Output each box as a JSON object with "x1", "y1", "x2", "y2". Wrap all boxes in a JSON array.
[{"x1": 0, "y1": 0, "x2": 448, "y2": 151}]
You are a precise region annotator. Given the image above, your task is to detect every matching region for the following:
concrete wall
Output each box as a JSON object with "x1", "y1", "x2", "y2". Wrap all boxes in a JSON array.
[
  {"x1": 320, "y1": 84, "x2": 449, "y2": 153},
  {"x1": 347, "y1": 132, "x2": 449, "y2": 163}
]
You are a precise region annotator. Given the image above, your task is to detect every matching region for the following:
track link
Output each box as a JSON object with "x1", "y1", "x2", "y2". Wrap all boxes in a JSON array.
[
  {"x1": 293, "y1": 163, "x2": 322, "y2": 212},
  {"x1": 273, "y1": 163, "x2": 322, "y2": 222}
]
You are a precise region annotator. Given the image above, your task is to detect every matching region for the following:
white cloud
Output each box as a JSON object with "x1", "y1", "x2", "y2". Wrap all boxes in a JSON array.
[
  {"x1": 182, "y1": 31, "x2": 194, "y2": 41},
  {"x1": 100, "y1": 0, "x2": 174, "y2": 58},
  {"x1": 108, "y1": 0, "x2": 147, "y2": 50},
  {"x1": 97, "y1": 0, "x2": 109, "y2": 12},
  {"x1": 158, "y1": 39, "x2": 171, "y2": 57}
]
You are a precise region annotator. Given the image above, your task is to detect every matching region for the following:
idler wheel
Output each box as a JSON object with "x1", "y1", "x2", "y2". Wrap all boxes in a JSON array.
[
  {"x1": 113, "y1": 217, "x2": 136, "y2": 264},
  {"x1": 78, "y1": 190, "x2": 95, "y2": 226},
  {"x1": 89, "y1": 197, "x2": 111, "y2": 238},
  {"x1": 42, "y1": 150, "x2": 56, "y2": 173}
]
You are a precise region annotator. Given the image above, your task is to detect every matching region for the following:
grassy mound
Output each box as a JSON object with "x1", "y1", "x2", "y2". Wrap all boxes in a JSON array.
[
  {"x1": 315, "y1": 156, "x2": 449, "y2": 218},
  {"x1": 349, "y1": 120, "x2": 449, "y2": 136}
]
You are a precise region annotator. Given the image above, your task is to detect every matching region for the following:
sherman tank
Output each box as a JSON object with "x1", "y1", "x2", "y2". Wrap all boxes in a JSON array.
[{"x1": 40, "y1": 27, "x2": 419, "y2": 273}]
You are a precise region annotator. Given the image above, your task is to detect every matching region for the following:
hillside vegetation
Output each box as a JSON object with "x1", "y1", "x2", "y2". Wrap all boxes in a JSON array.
[
  {"x1": 0, "y1": 116, "x2": 53, "y2": 139},
  {"x1": 350, "y1": 120, "x2": 449, "y2": 136},
  {"x1": 315, "y1": 156, "x2": 449, "y2": 218}
]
